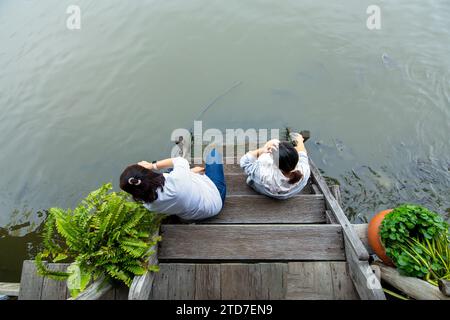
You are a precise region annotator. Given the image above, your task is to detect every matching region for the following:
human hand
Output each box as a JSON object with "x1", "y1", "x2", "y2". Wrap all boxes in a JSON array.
[
  {"x1": 263, "y1": 139, "x2": 280, "y2": 153},
  {"x1": 190, "y1": 166, "x2": 205, "y2": 174},
  {"x1": 137, "y1": 161, "x2": 154, "y2": 170},
  {"x1": 289, "y1": 132, "x2": 304, "y2": 144}
]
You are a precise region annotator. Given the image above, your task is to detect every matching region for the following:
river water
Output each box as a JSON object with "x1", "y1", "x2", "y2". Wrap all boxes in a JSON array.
[{"x1": 1, "y1": 0, "x2": 449, "y2": 281}]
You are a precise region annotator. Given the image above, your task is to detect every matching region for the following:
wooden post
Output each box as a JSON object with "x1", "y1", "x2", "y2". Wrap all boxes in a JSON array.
[
  {"x1": 330, "y1": 185, "x2": 342, "y2": 206},
  {"x1": 309, "y1": 160, "x2": 385, "y2": 300},
  {"x1": 309, "y1": 160, "x2": 369, "y2": 261}
]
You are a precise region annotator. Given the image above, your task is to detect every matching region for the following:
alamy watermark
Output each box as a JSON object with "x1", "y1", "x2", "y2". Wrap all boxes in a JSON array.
[
  {"x1": 66, "y1": 5, "x2": 380, "y2": 31},
  {"x1": 66, "y1": 5, "x2": 81, "y2": 30},
  {"x1": 170, "y1": 121, "x2": 281, "y2": 164},
  {"x1": 366, "y1": 5, "x2": 381, "y2": 30}
]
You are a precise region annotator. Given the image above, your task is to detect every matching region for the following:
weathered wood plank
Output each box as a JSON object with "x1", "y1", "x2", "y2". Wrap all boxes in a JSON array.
[
  {"x1": 195, "y1": 264, "x2": 221, "y2": 299},
  {"x1": 167, "y1": 264, "x2": 196, "y2": 300},
  {"x1": 373, "y1": 262, "x2": 450, "y2": 300},
  {"x1": 329, "y1": 262, "x2": 359, "y2": 300},
  {"x1": 220, "y1": 264, "x2": 252, "y2": 299},
  {"x1": 309, "y1": 160, "x2": 369, "y2": 261},
  {"x1": 247, "y1": 264, "x2": 264, "y2": 299},
  {"x1": 260, "y1": 263, "x2": 287, "y2": 299},
  {"x1": 149, "y1": 264, "x2": 170, "y2": 300},
  {"x1": 19, "y1": 260, "x2": 45, "y2": 300},
  {"x1": 0, "y1": 282, "x2": 20, "y2": 296},
  {"x1": 159, "y1": 225, "x2": 345, "y2": 261},
  {"x1": 286, "y1": 261, "x2": 357, "y2": 300},
  {"x1": 325, "y1": 210, "x2": 339, "y2": 224},
  {"x1": 41, "y1": 263, "x2": 69, "y2": 300},
  {"x1": 226, "y1": 173, "x2": 312, "y2": 196},
  {"x1": 344, "y1": 237, "x2": 385, "y2": 300},
  {"x1": 330, "y1": 185, "x2": 342, "y2": 206},
  {"x1": 200, "y1": 195, "x2": 326, "y2": 224},
  {"x1": 286, "y1": 262, "x2": 333, "y2": 299},
  {"x1": 311, "y1": 184, "x2": 321, "y2": 194},
  {"x1": 351, "y1": 223, "x2": 374, "y2": 255}
]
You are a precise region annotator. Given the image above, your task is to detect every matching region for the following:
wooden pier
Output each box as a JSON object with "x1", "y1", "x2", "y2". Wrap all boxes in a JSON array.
[{"x1": 16, "y1": 157, "x2": 385, "y2": 300}]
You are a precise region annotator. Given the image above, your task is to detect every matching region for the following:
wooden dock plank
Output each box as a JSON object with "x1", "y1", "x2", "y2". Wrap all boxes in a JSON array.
[
  {"x1": 41, "y1": 263, "x2": 69, "y2": 300},
  {"x1": 200, "y1": 195, "x2": 326, "y2": 224},
  {"x1": 286, "y1": 262, "x2": 333, "y2": 299},
  {"x1": 286, "y1": 262, "x2": 359, "y2": 300},
  {"x1": 159, "y1": 225, "x2": 345, "y2": 261},
  {"x1": 260, "y1": 263, "x2": 287, "y2": 299},
  {"x1": 0, "y1": 282, "x2": 20, "y2": 296},
  {"x1": 195, "y1": 264, "x2": 221, "y2": 299},
  {"x1": 150, "y1": 263, "x2": 359, "y2": 300},
  {"x1": 19, "y1": 260, "x2": 46, "y2": 300},
  {"x1": 167, "y1": 264, "x2": 196, "y2": 300},
  {"x1": 149, "y1": 264, "x2": 170, "y2": 300},
  {"x1": 220, "y1": 264, "x2": 252, "y2": 299},
  {"x1": 329, "y1": 262, "x2": 359, "y2": 300}
]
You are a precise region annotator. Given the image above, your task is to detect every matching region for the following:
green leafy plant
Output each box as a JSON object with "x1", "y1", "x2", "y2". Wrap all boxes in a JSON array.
[
  {"x1": 35, "y1": 183, "x2": 163, "y2": 297},
  {"x1": 380, "y1": 204, "x2": 450, "y2": 286}
]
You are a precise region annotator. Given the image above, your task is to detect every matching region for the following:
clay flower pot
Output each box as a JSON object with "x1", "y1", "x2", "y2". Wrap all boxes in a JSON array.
[{"x1": 368, "y1": 209, "x2": 395, "y2": 266}]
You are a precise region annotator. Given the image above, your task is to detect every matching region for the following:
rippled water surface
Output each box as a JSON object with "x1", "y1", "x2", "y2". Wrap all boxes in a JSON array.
[{"x1": 1, "y1": 0, "x2": 449, "y2": 281}]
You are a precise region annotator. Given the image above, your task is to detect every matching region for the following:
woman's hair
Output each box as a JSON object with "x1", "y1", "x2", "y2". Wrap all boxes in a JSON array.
[
  {"x1": 276, "y1": 141, "x2": 303, "y2": 184},
  {"x1": 119, "y1": 164, "x2": 165, "y2": 203}
]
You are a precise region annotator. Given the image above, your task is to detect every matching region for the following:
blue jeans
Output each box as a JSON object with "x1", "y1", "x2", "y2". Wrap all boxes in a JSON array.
[{"x1": 205, "y1": 149, "x2": 226, "y2": 206}]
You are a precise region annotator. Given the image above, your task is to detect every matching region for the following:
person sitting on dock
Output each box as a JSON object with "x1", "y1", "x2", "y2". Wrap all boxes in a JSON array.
[
  {"x1": 119, "y1": 149, "x2": 226, "y2": 220},
  {"x1": 240, "y1": 132, "x2": 310, "y2": 200}
]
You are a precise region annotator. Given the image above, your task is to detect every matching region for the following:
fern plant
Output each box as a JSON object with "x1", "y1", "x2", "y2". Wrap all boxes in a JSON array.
[{"x1": 35, "y1": 183, "x2": 163, "y2": 298}]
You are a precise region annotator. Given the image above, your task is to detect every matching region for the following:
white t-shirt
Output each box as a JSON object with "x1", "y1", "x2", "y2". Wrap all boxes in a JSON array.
[
  {"x1": 143, "y1": 157, "x2": 222, "y2": 220},
  {"x1": 240, "y1": 151, "x2": 310, "y2": 199}
]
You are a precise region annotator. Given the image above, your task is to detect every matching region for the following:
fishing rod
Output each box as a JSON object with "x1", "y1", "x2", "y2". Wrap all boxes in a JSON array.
[{"x1": 172, "y1": 81, "x2": 243, "y2": 156}]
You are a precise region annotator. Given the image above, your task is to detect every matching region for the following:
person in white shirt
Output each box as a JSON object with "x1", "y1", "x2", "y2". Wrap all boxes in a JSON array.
[
  {"x1": 240, "y1": 132, "x2": 310, "y2": 200},
  {"x1": 119, "y1": 149, "x2": 225, "y2": 221}
]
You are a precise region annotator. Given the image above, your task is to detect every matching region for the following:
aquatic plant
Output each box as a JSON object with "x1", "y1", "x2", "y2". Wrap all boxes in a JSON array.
[
  {"x1": 35, "y1": 183, "x2": 163, "y2": 298},
  {"x1": 380, "y1": 204, "x2": 450, "y2": 286}
]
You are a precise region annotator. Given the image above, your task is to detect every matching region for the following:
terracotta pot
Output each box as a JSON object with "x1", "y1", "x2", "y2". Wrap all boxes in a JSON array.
[{"x1": 368, "y1": 209, "x2": 395, "y2": 266}]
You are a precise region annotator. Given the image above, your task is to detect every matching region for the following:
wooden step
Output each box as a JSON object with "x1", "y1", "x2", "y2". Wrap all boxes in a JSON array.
[
  {"x1": 226, "y1": 173, "x2": 312, "y2": 195},
  {"x1": 149, "y1": 262, "x2": 358, "y2": 300},
  {"x1": 285, "y1": 262, "x2": 358, "y2": 300},
  {"x1": 159, "y1": 224, "x2": 345, "y2": 261},
  {"x1": 150, "y1": 263, "x2": 287, "y2": 300},
  {"x1": 200, "y1": 194, "x2": 326, "y2": 224}
]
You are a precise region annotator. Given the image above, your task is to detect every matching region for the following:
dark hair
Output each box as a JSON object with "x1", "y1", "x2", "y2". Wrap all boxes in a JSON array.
[
  {"x1": 276, "y1": 141, "x2": 303, "y2": 184},
  {"x1": 119, "y1": 164, "x2": 165, "y2": 203}
]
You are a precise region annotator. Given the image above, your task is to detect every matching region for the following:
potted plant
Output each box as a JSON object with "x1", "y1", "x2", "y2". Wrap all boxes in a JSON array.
[
  {"x1": 372, "y1": 204, "x2": 450, "y2": 286},
  {"x1": 368, "y1": 209, "x2": 394, "y2": 266},
  {"x1": 35, "y1": 183, "x2": 163, "y2": 298}
]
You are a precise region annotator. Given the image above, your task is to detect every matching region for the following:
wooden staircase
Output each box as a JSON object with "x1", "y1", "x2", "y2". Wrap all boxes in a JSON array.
[
  {"x1": 17, "y1": 157, "x2": 385, "y2": 300},
  {"x1": 139, "y1": 159, "x2": 385, "y2": 300}
]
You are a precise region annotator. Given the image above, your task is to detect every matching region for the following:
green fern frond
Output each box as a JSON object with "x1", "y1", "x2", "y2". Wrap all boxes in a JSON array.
[{"x1": 35, "y1": 183, "x2": 162, "y2": 295}]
